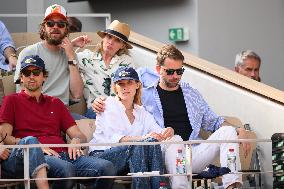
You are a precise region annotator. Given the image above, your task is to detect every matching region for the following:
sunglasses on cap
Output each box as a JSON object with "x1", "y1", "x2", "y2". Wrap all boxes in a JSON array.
[
  {"x1": 162, "y1": 67, "x2": 185, "y2": 75},
  {"x1": 45, "y1": 20, "x2": 67, "y2": 28},
  {"x1": 22, "y1": 69, "x2": 42, "y2": 77}
]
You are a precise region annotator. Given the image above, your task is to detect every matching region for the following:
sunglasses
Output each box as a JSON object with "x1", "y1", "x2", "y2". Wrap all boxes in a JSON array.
[
  {"x1": 45, "y1": 20, "x2": 67, "y2": 28},
  {"x1": 22, "y1": 69, "x2": 42, "y2": 77},
  {"x1": 162, "y1": 67, "x2": 185, "y2": 75}
]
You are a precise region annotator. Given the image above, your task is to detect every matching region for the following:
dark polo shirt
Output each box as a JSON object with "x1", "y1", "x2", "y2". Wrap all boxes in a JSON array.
[{"x1": 0, "y1": 90, "x2": 76, "y2": 153}]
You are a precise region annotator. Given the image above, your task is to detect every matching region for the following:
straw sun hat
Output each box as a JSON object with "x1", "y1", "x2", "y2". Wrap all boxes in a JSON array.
[{"x1": 97, "y1": 20, "x2": 132, "y2": 49}]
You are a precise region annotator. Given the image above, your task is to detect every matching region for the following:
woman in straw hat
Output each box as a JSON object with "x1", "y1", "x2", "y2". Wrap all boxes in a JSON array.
[
  {"x1": 77, "y1": 20, "x2": 135, "y2": 119},
  {"x1": 89, "y1": 66, "x2": 173, "y2": 189}
]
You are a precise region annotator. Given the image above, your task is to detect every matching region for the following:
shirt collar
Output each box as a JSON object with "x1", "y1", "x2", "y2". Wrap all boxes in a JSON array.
[
  {"x1": 146, "y1": 78, "x2": 159, "y2": 89},
  {"x1": 19, "y1": 90, "x2": 46, "y2": 103}
]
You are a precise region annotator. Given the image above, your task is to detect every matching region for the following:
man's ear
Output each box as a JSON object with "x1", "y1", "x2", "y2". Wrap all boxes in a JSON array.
[
  {"x1": 234, "y1": 66, "x2": 239, "y2": 72},
  {"x1": 20, "y1": 74, "x2": 24, "y2": 83},
  {"x1": 156, "y1": 65, "x2": 161, "y2": 74}
]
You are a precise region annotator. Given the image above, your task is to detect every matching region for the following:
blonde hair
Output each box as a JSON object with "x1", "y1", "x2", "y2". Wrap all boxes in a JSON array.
[{"x1": 113, "y1": 81, "x2": 142, "y2": 106}]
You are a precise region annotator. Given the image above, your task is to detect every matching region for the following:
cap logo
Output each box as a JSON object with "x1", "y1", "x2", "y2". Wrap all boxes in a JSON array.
[
  {"x1": 24, "y1": 58, "x2": 36, "y2": 64},
  {"x1": 119, "y1": 71, "x2": 130, "y2": 77},
  {"x1": 51, "y1": 5, "x2": 61, "y2": 13}
]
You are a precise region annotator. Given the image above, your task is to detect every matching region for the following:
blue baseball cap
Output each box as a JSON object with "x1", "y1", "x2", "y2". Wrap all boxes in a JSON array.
[
  {"x1": 20, "y1": 55, "x2": 45, "y2": 72},
  {"x1": 112, "y1": 67, "x2": 140, "y2": 83}
]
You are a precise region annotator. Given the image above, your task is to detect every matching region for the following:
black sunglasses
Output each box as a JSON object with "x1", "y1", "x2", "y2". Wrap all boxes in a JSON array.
[
  {"x1": 46, "y1": 20, "x2": 67, "y2": 28},
  {"x1": 162, "y1": 67, "x2": 185, "y2": 75},
  {"x1": 22, "y1": 69, "x2": 42, "y2": 77}
]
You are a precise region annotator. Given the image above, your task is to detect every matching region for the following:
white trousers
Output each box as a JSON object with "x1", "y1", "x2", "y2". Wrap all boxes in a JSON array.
[{"x1": 162, "y1": 126, "x2": 242, "y2": 189}]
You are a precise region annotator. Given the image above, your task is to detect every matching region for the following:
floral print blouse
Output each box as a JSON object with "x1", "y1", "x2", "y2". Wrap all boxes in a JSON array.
[{"x1": 77, "y1": 49, "x2": 135, "y2": 108}]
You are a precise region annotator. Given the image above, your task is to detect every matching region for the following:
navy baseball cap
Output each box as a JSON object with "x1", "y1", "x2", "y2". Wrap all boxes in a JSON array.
[
  {"x1": 20, "y1": 55, "x2": 45, "y2": 72},
  {"x1": 15, "y1": 55, "x2": 46, "y2": 84},
  {"x1": 112, "y1": 67, "x2": 140, "y2": 83}
]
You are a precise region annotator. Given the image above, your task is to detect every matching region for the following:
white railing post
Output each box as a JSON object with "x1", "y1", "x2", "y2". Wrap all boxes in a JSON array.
[{"x1": 23, "y1": 146, "x2": 30, "y2": 189}]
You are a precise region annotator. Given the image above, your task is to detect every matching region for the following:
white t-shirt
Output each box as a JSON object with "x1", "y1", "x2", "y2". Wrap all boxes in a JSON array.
[{"x1": 89, "y1": 96, "x2": 162, "y2": 152}]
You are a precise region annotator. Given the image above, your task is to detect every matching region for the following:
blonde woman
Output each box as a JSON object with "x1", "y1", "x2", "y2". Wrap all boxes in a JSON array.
[
  {"x1": 89, "y1": 67, "x2": 173, "y2": 189},
  {"x1": 77, "y1": 20, "x2": 135, "y2": 119}
]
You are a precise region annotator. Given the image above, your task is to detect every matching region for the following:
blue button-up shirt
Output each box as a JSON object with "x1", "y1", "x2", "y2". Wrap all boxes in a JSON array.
[
  {"x1": 137, "y1": 67, "x2": 224, "y2": 140},
  {"x1": 0, "y1": 21, "x2": 15, "y2": 70}
]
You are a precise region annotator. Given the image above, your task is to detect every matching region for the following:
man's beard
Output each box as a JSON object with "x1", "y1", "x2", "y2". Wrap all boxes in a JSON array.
[
  {"x1": 44, "y1": 30, "x2": 67, "y2": 46},
  {"x1": 23, "y1": 82, "x2": 41, "y2": 92},
  {"x1": 162, "y1": 77, "x2": 180, "y2": 88}
]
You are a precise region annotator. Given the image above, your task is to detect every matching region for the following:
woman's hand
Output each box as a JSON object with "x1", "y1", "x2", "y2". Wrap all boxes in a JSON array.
[
  {"x1": 143, "y1": 132, "x2": 164, "y2": 142},
  {"x1": 92, "y1": 96, "x2": 106, "y2": 113},
  {"x1": 161, "y1": 127, "x2": 174, "y2": 140},
  {"x1": 71, "y1": 35, "x2": 92, "y2": 48}
]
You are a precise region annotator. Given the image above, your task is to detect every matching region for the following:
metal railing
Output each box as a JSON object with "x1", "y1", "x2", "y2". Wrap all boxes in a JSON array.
[{"x1": 0, "y1": 138, "x2": 272, "y2": 189}]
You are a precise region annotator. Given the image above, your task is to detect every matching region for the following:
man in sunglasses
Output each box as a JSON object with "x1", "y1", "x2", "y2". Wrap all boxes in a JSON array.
[
  {"x1": 93, "y1": 45, "x2": 250, "y2": 189},
  {"x1": 0, "y1": 55, "x2": 115, "y2": 189},
  {"x1": 14, "y1": 4, "x2": 83, "y2": 107}
]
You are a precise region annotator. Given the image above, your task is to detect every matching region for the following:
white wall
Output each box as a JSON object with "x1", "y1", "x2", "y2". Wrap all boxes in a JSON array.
[
  {"x1": 1, "y1": 0, "x2": 284, "y2": 92},
  {"x1": 198, "y1": 0, "x2": 284, "y2": 92}
]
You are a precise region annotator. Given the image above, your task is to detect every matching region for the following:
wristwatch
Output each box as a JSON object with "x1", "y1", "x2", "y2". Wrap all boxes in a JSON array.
[{"x1": 68, "y1": 59, "x2": 78, "y2": 66}]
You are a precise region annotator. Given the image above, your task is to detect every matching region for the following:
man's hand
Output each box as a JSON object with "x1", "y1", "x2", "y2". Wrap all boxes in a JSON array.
[
  {"x1": 59, "y1": 37, "x2": 76, "y2": 61},
  {"x1": 161, "y1": 127, "x2": 174, "y2": 140},
  {"x1": 42, "y1": 147, "x2": 60, "y2": 158},
  {"x1": 143, "y1": 132, "x2": 164, "y2": 142},
  {"x1": 8, "y1": 55, "x2": 17, "y2": 70},
  {"x1": 237, "y1": 127, "x2": 251, "y2": 158},
  {"x1": 71, "y1": 35, "x2": 92, "y2": 48},
  {"x1": 68, "y1": 138, "x2": 84, "y2": 160},
  {"x1": 0, "y1": 148, "x2": 10, "y2": 160},
  {"x1": 92, "y1": 96, "x2": 106, "y2": 114}
]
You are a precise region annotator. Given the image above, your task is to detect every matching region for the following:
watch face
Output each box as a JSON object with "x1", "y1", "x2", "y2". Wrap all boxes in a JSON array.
[{"x1": 72, "y1": 59, "x2": 78, "y2": 65}]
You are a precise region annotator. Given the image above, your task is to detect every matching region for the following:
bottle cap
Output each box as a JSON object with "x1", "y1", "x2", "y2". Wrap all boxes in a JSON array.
[{"x1": 229, "y1": 148, "x2": 234, "y2": 152}]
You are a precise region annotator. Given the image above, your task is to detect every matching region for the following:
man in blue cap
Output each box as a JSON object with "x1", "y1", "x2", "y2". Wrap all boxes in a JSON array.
[{"x1": 0, "y1": 55, "x2": 116, "y2": 189}]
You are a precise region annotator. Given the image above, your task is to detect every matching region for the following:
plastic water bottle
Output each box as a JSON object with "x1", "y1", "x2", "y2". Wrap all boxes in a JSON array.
[
  {"x1": 176, "y1": 148, "x2": 186, "y2": 174},
  {"x1": 158, "y1": 181, "x2": 168, "y2": 189},
  {"x1": 185, "y1": 144, "x2": 192, "y2": 174},
  {"x1": 227, "y1": 148, "x2": 237, "y2": 172}
]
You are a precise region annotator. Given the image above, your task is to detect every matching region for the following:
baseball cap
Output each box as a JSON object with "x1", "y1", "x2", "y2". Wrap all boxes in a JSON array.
[
  {"x1": 20, "y1": 55, "x2": 45, "y2": 72},
  {"x1": 44, "y1": 4, "x2": 67, "y2": 21},
  {"x1": 14, "y1": 55, "x2": 46, "y2": 84},
  {"x1": 112, "y1": 67, "x2": 139, "y2": 83}
]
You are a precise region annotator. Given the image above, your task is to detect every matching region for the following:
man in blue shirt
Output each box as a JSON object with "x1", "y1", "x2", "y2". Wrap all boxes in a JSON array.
[
  {"x1": 0, "y1": 20, "x2": 17, "y2": 71},
  {"x1": 93, "y1": 45, "x2": 250, "y2": 189},
  {"x1": 0, "y1": 20, "x2": 17, "y2": 104}
]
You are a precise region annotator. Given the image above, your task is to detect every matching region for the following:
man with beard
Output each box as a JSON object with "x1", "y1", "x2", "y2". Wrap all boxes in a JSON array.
[
  {"x1": 93, "y1": 45, "x2": 251, "y2": 189},
  {"x1": 234, "y1": 50, "x2": 261, "y2": 82},
  {"x1": 1, "y1": 55, "x2": 115, "y2": 189},
  {"x1": 14, "y1": 4, "x2": 83, "y2": 106}
]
